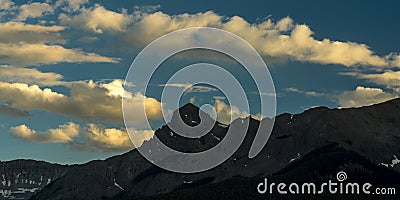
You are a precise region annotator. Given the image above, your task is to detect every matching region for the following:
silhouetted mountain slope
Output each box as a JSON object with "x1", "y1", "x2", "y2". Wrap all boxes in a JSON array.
[
  {"x1": 30, "y1": 99, "x2": 400, "y2": 200},
  {"x1": 135, "y1": 144, "x2": 400, "y2": 200},
  {"x1": 0, "y1": 160, "x2": 75, "y2": 199},
  {"x1": 159, "y1": 103, "x2": 228, "y2": 153}
]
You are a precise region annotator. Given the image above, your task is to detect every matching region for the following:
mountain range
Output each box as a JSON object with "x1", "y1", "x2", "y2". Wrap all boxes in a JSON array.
[
  {"x1": 2, "y1": 98, "x2": 400, "y2": 199},
  {"x1": 0, "y1": 160, "x2": 75, "y2": 199}
]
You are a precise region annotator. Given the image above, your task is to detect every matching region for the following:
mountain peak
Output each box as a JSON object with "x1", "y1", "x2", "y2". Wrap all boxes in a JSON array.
[
  {"x1": 168, "y1": 103, "x2": 205, "y2": 127},
  {"x1": 179, "y1": 103, "x2": 199, "y2": 112}
]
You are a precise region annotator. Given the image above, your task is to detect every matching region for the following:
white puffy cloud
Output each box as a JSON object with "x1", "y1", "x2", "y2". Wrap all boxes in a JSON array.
[
  {"x1": 10, "y1": 122, "x2": 79, "y2": 143},
  {"x1": 0, "y1": 0, "x2": 14, "y2": 10},
  {"x1": 346, "y1": 70, "x2": 400, "y2": 89},
  {"x1": 0, "y1": 81, "x2": 67, "y2": 111},
  {"x1": 121, "y1": 11, "x2": 395, "y2": 68},
  {"x1": 59, "y1": 4, "x2": 133, "y2": 33},
  {"x1": 337, "y1": 86, "x2": 398, "y2": 108},
  {"x1": 0, "y1": 65, "x2": 64, "y2": 86},
  {"x1": 275, "y1": 16, "x2": 293, "y2": 31},
  {"x1": 76, "y1": 124, "x2": 133, "y2": 151},
  {"x1": 73, "y1": 124, "x2": 153, "y2": 151},
  {"x1": 0, "y1": 22, "x2": 64, "y2": 44},
  {"x1": 10, "y1": 122, "x2": 152, "y2": 151},
  {"x1": 2, "y1": 4, "x2": 398, "y2": 68},
  {"x1": 0, "y1": 43, "x2": 118, "y2": 66},
  {"x1": 213, "y1": 99, "x2": 260, "y2": 124},
  {"x1": 5, "y1": 6, "x2": 393, "y2": 68},
  {"x1": 17, "y1": 2, "x2": 54, "y2": 21},
  {"x1": 0, "y1": 20, "x2": 118, "y2": 66},
  {"x1": 125, "y1": 11, "x2": 223, "y2": 45},
  {"x1": 224, "y1": 16, "x2": 389, "y2": 68},
  {"x1": 0, "y1": 21, "x2": 117, "y2": 66},
  {"x1": 0, "y1": 80, "x2": 162, "y2": 125}
]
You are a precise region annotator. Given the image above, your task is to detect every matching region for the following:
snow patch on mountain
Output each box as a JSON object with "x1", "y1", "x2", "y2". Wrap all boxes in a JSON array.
[
  {"x1": 289, "y1": 153, "x2": 301, "y2": 162},
  {"x1": 380, "y1": 155, "x2": 400, "y2": 168},
  {"x1": 113, "y1": 179, "x2": 124, "y2": 190}
]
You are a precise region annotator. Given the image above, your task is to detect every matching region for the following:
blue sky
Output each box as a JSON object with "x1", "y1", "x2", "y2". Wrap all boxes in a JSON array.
[{"x1": 0, "y1": 0, "x2": 399, "y2": 164}]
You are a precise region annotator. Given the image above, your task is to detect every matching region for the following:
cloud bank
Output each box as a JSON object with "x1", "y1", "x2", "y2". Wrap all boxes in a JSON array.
[
  {"x1": 0, "y1": 21, "x2": 117, "y2": 66},
  {"x1": 10, "y1": 122, "x2": 153, "y2": 151},
  {"x1": 0, "y1": 65, "x2": 64, "y2": 86},
  {"x1": 115, "y1": 11, "x2": 398, "y2": 68},
  {"x1": 10, "y1": 122, "x2": 79, "y2": 143},
  {"x1": 59, "y1": 4, "x2": 133, "y2": 33},
  {"x1": 0, "y1": 79, "x2": 162, "y2": 125},
  {"x1": 337, "y1": 86, "x2": 398, "y2": 108}
]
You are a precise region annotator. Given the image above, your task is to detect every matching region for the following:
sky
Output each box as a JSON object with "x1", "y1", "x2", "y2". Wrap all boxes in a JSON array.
[{"x1": 0, "y1": 0, "x2": 399, "y2": 164}]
